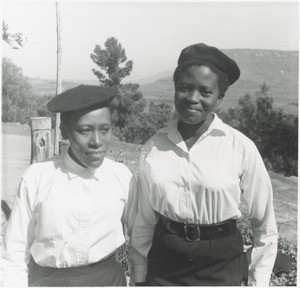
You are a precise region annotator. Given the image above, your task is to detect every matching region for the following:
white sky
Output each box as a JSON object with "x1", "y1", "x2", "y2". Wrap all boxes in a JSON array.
[{"x1": 2, "y1": 1, "x2": 299, "y2": 82}]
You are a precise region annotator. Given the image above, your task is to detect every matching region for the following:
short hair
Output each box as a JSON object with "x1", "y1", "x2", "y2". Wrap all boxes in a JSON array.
[{"x1": 60, "y1": 112, "x2": 71, "y2": 140}]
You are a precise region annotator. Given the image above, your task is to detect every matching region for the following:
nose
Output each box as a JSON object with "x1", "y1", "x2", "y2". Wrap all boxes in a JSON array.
[
  {"x1": 187, "y1": 89, "x2": 200, "y2": 102},
  {"x1": 89, "y1": 131, "x2": 102, "y2": 148}
]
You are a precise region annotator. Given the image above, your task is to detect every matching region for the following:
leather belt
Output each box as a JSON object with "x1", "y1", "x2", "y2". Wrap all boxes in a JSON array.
[{"x1": 159, "y1": 215, "x2": 237, "y2": 241}]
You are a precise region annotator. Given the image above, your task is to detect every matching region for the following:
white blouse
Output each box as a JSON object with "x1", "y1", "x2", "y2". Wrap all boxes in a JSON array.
[
  {"x1": 130, "y1": 114, "x2": 278, "y2": 286},
  {"x1": 1, "y1": 152, "x2": 133, "y2": 287}
]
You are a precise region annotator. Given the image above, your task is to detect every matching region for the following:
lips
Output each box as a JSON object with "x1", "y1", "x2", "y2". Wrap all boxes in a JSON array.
[
  {"x1": 86, "y1": 151, "x2": 105, "y2": 158},
  {"x1": 183, "y1": 104, "x2": 202, "y2": 111}
]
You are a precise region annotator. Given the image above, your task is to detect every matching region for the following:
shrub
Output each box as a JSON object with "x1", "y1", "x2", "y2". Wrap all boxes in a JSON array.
[
  {"x1": 116, "y1": 102, "x2": 173, "y2": 144},
  {"x1": 218, "y1": 83, "x2": 298, "y2": 176},
  {"x1": 237, "y1": 216, "x2": 297, "y2": 286}
]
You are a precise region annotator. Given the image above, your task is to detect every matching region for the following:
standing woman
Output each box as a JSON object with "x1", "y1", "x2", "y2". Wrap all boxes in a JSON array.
[
  {"x1": 130, "y1": 44, "x2": 278, "y2": 286},
  {"x1": 2, "y1": 85, "x2": 133, "y2": 286}
]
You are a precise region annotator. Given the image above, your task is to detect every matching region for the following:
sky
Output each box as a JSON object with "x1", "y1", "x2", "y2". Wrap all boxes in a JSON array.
[{"x1": 1, "y1": 1, "x2": 299, "y2": 83}]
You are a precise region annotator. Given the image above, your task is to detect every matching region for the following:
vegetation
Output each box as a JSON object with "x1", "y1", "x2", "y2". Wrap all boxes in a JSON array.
[
  {"x1": 2, "y1": 58, "x2": 53, "y2": 124},
  {"x1": 90, "y1": 37, "x2": 133, "y2": 87},
  {"x1": 237, "y1": 217, "x2": 297, "y2": 286},
  {"x1": 109, "y1": 83, "x2": 146, "y2": 129},
  {"x1": 90, "y1": 37, "x2": 173, "y2": 141},
  {"x1": 218, "y1": 83, "x2": 298, "y2": 176},
  {"x1": 2, "y1": 21, "x2": 26, "y2": 49},
  {"x1": 114, "y1": 102, "x2": 173, "y2": 144}
]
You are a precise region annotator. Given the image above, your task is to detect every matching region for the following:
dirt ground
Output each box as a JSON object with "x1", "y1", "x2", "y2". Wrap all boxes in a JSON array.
[{"x1": 1, "y1": 123, "x2": 297, "y2": 241}]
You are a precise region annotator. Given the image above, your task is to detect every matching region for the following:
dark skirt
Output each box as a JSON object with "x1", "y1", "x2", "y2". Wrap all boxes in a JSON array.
[
  {"x1": 28, "y1": 254, "x2": 126, "y2": 287},
  {"x1": 146, "y1": 218, "x2": 245, "y2": 286}
]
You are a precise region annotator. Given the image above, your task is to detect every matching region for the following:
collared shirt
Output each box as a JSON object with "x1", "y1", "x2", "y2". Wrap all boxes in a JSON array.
[
  {"x1": 1, "y1": 152, "x2": 133, "y2": 287},
  {"x1": 130, "y1": 114, "x2": 278, "y2": 286}
]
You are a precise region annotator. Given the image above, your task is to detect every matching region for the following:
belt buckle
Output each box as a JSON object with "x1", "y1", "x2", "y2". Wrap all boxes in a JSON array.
[{"x1": 184, "y1": 223, "x2": 201, "y2": 242}]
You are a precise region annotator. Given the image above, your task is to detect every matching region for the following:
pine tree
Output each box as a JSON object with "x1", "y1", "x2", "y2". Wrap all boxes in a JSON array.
[{"x1": 90, "y1": 37, "x2": 133, "y2": 87}]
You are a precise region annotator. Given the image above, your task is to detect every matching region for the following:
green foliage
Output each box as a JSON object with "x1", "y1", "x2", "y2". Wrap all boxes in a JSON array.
[
  {"x1": 218, "y1": 83, "x2": 298, "y2": 176},
  {"x1": 115, "y1": 102, "x2": 173, "y2": 144},
  {"x1": 2, "y1": 21, "x2": 26, "y2": 49},
  {"x1": 90, "y1": 37, "x2": 133, "y2": 87}
]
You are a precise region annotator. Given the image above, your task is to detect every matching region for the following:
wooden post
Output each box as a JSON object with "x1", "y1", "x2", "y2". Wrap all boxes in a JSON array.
[
  {"x1": 55, "y1": 0, "x2": 62, "y2": 155},
  {"x1": 30, "y1": 117, "x2": 53, "y2": 164}
]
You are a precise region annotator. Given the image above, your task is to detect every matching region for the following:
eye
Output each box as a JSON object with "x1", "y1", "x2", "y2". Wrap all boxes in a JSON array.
[
  {"x1": 77, "y1": 128, "x2": 91, "y2": 134},
  {"x1": 176, "y1": 83, "x2": 190, "y2": 92},
  {"x1": 200, "y1": 88, "x2": 212, "y2": 96},
  {"x1": 99, "y1": 125, "x2": 112, "y2": 134}
]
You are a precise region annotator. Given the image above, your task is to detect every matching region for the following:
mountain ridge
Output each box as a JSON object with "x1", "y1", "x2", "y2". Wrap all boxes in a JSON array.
[
  {"x1": 27, "y1": 48, "x2": 298, "y2": 115},
  {"x1": 139, "y1": 49, "x2": 298, "y2": 114}
]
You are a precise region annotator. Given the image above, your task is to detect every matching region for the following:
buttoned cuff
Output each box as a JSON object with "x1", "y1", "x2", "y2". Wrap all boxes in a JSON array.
[
  {"x1": 248, "y1": 270, "x2": 271, "y2": 286},
  {"x1": 133, "y1": 264, "x2": 148, "y2": 283}
]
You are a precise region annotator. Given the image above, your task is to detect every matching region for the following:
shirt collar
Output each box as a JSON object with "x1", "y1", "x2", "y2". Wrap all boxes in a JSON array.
[
  {"x1": 63, "y1": 151, "x2": 101, "y2": 180},
  {"x1": 165, "y1": 113, "x2": 226, "y2": 150}
]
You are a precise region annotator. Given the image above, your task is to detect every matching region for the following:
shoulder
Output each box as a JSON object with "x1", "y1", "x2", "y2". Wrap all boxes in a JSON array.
[
  {"x1": 103, "y1": 158, "x2": 133, "y2": 197},
  {"x1": 141, "y1": 126, "x2": 170, "y2": 158},
  {"x1": 218, "y1": 119, "x2": 257, "y2": 151},
  {"x1": 22, "y1": 155, "x2": 64, "y2": 182},
  {"x1": 104, "y1": 157, "x2": 132, "y2": 178}
]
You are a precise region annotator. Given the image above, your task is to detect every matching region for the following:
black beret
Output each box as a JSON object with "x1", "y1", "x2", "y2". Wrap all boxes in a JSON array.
[
  {"x1": 47, "y1": 85, "x2": 118, "y2": 113},
  {"x1": 176, "y1": 43, "x2": 240, "y2": 85}
]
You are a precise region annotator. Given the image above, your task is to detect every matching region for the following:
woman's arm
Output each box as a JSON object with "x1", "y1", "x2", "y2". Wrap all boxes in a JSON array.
[
  {"x1": 240, "y1": 142, "x2": 278, "y2": 286},
  {"x1": 123, "y1": 174, "x2": 139, "y2": 238},
  {"x1": 1, "y1": 178, "x2": 36, "y2": 286},
  {"x1": 129, "y1": 154, "x2": 158, "y2": 284}
]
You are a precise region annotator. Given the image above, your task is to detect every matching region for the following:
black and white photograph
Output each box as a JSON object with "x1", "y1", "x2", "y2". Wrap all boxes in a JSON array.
[{"x1": 1, "y1": 0, "x2": 298, "y2": 286}]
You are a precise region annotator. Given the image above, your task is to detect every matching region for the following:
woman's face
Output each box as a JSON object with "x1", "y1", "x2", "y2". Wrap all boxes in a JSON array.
[
  {"x1": 174, "y1": 65, "x2": 222, "y2": 125},
  {"x1": 63, "y1": 107, "x2": 112, "y2": 169}
]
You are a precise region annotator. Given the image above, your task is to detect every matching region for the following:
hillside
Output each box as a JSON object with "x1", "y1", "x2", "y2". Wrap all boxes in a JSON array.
[
  {"x1": 27, "y1": 78, "x2": 99, "y2": 96},
  {"x1": 27, "y1": 49, "x2": 298, "y2": 115},
  {"x1": 140, "y1": 49, "x2": 298, "y2": 114}
]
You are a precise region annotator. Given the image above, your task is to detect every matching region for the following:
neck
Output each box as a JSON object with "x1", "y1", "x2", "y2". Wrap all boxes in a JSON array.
[
  {"x1": 68, "y1": 148, "x2": 88, "y2": 168},
  {"x1": 178, "y1": 114, "x2": 214, "y2": 141}
]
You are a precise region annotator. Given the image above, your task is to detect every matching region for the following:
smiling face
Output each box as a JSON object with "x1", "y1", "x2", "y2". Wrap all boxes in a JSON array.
[
  {"x1": 174, "y1": 65, "x2": 223, "y2": 126},
  {"x1": 62, "y1": 107, "x2": 112, "y2": 169}
]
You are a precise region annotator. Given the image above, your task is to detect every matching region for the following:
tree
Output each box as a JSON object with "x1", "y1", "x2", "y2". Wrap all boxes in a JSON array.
[
  {"x1": 219, "y1": 83, "x2": 298, "y2": 176},
  {"x1": 2, "y1": 58, "x2": 36, "y2": 123},
  {"x1": 109, "y1": 83, "x2": 146, "y2": 129},
  {"x1": 117, "y1": 102, "x2": 174, "y2": 144},
  {"x1": 2, "y1": 21, "x2": 26, "y2": 49},
  {"x1": 90, "y1": 37, "x2": 133, "y2": 87}
]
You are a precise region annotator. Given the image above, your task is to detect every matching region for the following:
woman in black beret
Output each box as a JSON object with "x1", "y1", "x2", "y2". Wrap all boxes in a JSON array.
[
  {"x1": 2, "y1": 85, "x2": 136, "y2": 286},
  {"x1": 130, "y1": 43, "x2": 278, "y2": 286}
]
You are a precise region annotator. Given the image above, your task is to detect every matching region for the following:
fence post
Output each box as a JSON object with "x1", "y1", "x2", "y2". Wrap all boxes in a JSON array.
[{"x1": 30, "y1": 117, "x2": 53, "y2": 164}]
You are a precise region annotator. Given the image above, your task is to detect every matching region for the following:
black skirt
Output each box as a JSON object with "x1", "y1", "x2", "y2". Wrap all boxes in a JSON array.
[
  {"x1": 28, "y1": 254, "x2": 126, "y2": 287},
  {"x1": 146, "y1": 218, "x2": 246, "y2": 286}
]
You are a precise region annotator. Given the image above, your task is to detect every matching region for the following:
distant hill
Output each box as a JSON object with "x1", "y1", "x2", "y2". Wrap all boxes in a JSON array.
[
  {"x1": 27, "y1": 49, "x2": 298, "y2": 115},
  {"x1": 140, "y1": 49, "x2": 298, "y2": 114},
  {"x1": 27, "y1": 78, "x2": 99, "y2": 96}
]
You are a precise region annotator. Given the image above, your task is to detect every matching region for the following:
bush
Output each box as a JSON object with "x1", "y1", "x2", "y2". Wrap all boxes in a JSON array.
[
  {"x1": 237, "y1": 216, "x2": 297, "y2": 286},
  {"x1": 270, "y1": 238, "x2": 297, "y2": 286},
  {"x1": 116, "y1": 102, "x2": 174, "y2": 144},
  {"x1": 218, "y1": 83, "x2": 298, "y2": 176}
]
